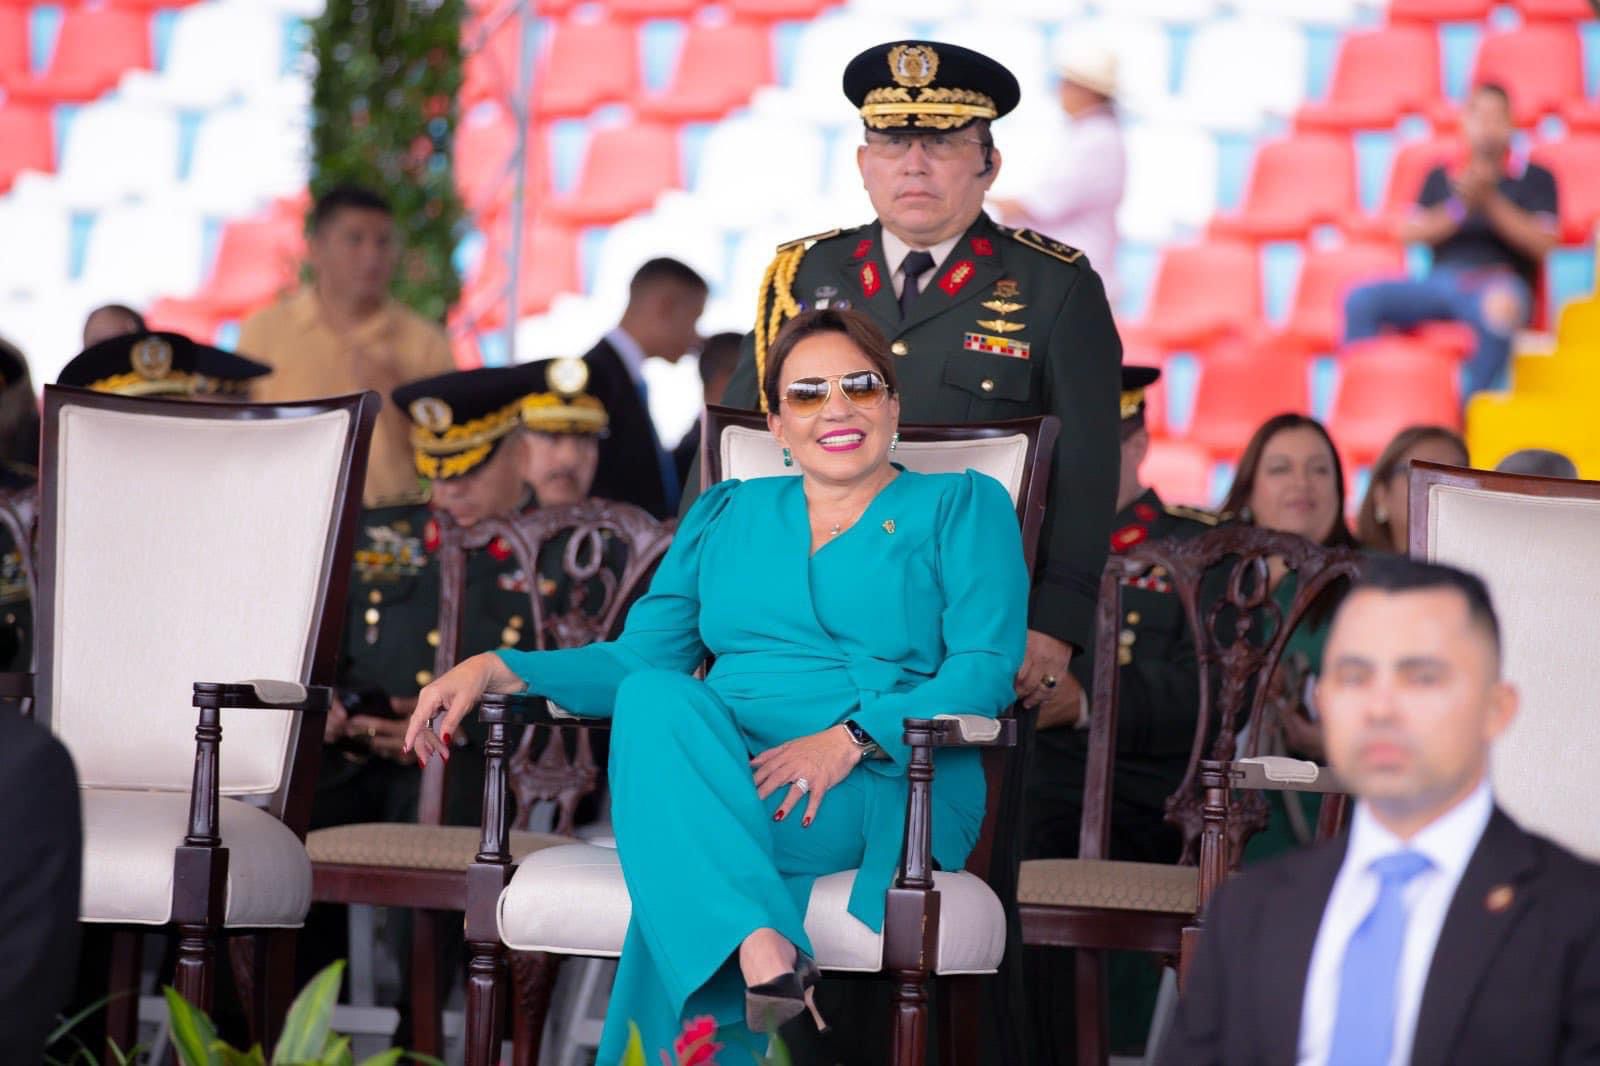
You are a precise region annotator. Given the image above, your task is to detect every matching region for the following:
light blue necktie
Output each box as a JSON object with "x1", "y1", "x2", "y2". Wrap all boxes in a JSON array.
[{"x1": 1327, "y1": 850, "x2": 1434, "y2": 1066}]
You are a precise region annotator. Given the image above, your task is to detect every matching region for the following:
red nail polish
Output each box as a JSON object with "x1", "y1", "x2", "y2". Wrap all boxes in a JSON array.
[
  {"x1": 441, "y1": 731, "x2": 452, "y2": 745},
  {"x1": 774, "y1": 810, "x2": 785, "y2": 822},
  {"x1": 802, "y1": 817, "x2": 812, "y2": 828}
]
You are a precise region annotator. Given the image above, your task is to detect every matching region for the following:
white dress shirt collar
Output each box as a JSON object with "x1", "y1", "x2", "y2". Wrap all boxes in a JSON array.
[
  {"x1": 604, "y1": 326, "x2": 650, "y2": 385},
  {"x1": 880, "y1": 229, "x2": 964, "y2": 298},
  {"x1": 1345, "y1": 778, "x2": 1494, "y2": 883}
]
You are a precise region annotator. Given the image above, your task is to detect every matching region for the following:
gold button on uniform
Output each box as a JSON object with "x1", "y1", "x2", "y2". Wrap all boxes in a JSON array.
[
  {"x1": 501, "y1": 627, "x2": 521, "y2": 647},
  {"x1": 508, "y1": 615, "x2": 524, "y2": 629},
  {"x1": 1118, "y1": 647, "x2": 1133, "y2": 666},
  {"x1": 426, "y1": 629, "x2": 441, "y2": 648},
  {"x1": 415, "y1": 670, "x2": 433, "y2": 687},
  {"x1": 368, "y1": 589, "x2": 383, "y2": 604},
  {"x1": 980, "y1": 379, "x2": 995, "y2": 392},
  {"x1": 1126, "y1": 611, "x2": 1141, "y2": 625},
  {"x1": 1119, "y1": 629, "x2": 1136, "y2": 646},
  {"x1": 363, "y1": 607, "x2": 380, "y2": 625},
  {"x1": 890, "y1": 340, "x2": 908, "y2": 357}
]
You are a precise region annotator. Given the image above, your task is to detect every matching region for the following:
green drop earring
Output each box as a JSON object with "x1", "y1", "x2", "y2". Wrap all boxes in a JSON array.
[{"x1": 782, "y1": 447, "x2": 793, "y2": 467}]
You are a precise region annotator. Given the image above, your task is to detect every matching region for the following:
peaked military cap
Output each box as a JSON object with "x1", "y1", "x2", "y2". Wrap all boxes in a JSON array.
[
  {"x1": 57, "y1": 331, "x2": 270, "y2": 397},
  {"x1": 1121, "y1": 365, "x2": 1160, "y2": 430},
  {"x1": 0, "y1": 338, "x2": 27, "y2": 390},
  {"x1": 394, "y1": 357, "x2": 608, "y2": 481},
  {"x1": 843, "y1": 40, "x2": 1021, "y2": 132}
]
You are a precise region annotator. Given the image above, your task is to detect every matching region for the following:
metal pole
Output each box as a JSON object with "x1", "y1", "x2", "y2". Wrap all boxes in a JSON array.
[{"x1": 502, "y1": 0, "x2": 536, "y2": 364}]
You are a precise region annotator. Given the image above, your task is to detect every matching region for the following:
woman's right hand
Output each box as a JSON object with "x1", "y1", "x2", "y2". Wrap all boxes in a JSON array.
[{"x1": 402, "y1": 652, "x2": 527, "y2": 766}]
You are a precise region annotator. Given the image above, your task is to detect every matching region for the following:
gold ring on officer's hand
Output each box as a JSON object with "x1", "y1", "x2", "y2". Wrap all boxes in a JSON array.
[
  {"x1": 1042, "y1": 675, "x2": 1058, "y2": 689},
  {"x1": 367, "y1": 726, "x2": 377, "y2": 739}
]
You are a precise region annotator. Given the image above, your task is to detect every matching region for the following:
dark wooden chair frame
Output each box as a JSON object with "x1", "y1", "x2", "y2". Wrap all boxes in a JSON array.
[
  {"x1": 309, "y1": 498, "x2": 676, "y2": 1058},
  {"x1": 1019, "y1": 527, "x2": 1365, "y2": 1065},
  {"x1": 458, "y1": 409, "x2": 1060, "y2": 1066},
  {"x1": 11, "y1": 386, "x2": 377, "y2": 1059}
]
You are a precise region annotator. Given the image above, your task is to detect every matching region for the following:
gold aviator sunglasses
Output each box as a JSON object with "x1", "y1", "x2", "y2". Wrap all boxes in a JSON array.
[{"x1": 781, "y1": 371, "x2": 892, "y2": 417}]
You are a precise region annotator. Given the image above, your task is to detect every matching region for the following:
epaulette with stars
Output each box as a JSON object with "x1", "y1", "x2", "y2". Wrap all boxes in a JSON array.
[
  {"x1": 995, "y1": 223, "x2": 1085, "y2": 265},
  {"x1": 1165, "y1": 503, "x2": 1220, "y2": 526}
]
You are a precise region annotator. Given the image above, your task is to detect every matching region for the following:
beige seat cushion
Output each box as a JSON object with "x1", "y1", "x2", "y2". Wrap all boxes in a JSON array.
[
  {"x1": 497, "y1": 844, "x2": 1006, "y2": 975},
  {"x1": 81, "y1": 789, "x2": 311, "y2": 928},
  {"x1": 306, "y1": 823, "x2": 568, "y2": 871},
  {"x1": 1018, "y1": 859, "x2": 1198, "y2": 914}
]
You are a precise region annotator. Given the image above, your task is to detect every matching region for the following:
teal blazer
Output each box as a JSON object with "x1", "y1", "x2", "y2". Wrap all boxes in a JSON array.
[{"x1": 498, "y1": 467, "x2": 1029, "y2": 928}]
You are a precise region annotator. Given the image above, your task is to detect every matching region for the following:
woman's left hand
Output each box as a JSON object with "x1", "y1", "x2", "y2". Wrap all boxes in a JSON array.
[{"x1": 751, "y1": 726, "x2": 863, "y2": 828}]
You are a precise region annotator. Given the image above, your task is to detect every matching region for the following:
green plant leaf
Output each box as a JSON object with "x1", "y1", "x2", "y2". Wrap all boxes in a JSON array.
[
  {"x1": 272, "y1": 960, "x2": 345, "y2": 1065},
  {"x1": 619, "y1": 1021, "x2": 648, "y2": 1066},
  {"x1": 353, "y1": 1051, "x2": 406, "y2": 1066},
  {"x1": 164, "y1": 985, "x2": 223, "y2": 1066},
  {"x1": 321, "y1": 1033, "x2": 354, "y2": 1066},
  {"x1": 214, "y1": 1044, "x2": 267, "y2": 1066}
]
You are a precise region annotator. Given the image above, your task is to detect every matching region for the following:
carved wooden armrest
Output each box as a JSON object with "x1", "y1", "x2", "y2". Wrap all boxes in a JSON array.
[
  {"x1": 1229, "y1": 755, "x2": 1347, "y2": 795},
  {"x1": 0, "y1": 671, "x2": 33, "y2": 700},
  {"x1": 192, "y1": 679, "x2": 331, "y2": 713}
]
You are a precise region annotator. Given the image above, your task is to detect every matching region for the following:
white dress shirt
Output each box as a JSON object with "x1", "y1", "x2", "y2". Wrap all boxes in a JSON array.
[
  {"x1": 1297, "y1": 780, "x2": 1494, "y2": 1066},
  {"x1": 880, "y1": 230, "x2": 963, "y2": 300},
  {"x1": 604, "y1": 325, "x2": 649, "y2": 386}
]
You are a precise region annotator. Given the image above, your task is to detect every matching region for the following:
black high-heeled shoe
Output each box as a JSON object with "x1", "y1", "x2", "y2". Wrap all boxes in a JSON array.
[{"x1": 744, "y1": 952, "x2": 828, "y2": 1034}]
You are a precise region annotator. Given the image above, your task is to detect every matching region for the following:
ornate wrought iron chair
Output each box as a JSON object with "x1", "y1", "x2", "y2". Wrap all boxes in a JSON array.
[{"x1": 1017, "y1": 527, "x2": 1364, "y2": 1065}]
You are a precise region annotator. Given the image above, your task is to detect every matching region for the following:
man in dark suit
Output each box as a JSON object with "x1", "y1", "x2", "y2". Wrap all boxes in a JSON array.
[
  {"x1": 1161, "y1": 557, "x2": 1600, "y2": 1066},
  {"x1": 584, "y1": 257, "x2": 706, "y2": 518},
  {"x1": 0, "y1": 708, "x2": 82, "y2": 1062},
  {"x1": 671, "y1": 330, "x2": 740, "y2": 489}
]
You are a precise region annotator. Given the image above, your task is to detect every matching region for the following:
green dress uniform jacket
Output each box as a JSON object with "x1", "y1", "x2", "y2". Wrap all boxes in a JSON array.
[
  {"x1": 0, "y1": 462, "x2": 34, "y2": 675},
  {"x1": 704, "y1": 211, "x2": 1122, "y2": 652}
]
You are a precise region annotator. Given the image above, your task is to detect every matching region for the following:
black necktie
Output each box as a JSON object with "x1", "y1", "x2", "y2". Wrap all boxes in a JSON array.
[{"x1": 898, "y1": 250, "x2": 935, "y2": 320}]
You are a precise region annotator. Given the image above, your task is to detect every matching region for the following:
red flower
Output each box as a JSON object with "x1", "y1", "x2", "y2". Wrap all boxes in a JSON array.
[{"x1": 671, "y1": 1015, "x2": 722, "y2": 1066}]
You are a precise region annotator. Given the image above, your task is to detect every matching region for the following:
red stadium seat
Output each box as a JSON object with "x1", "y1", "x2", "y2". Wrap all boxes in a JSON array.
[
  {"x1": 1344, "y1": 135, "x2": 1462, "y2": 240},
  {"x1": 1140, "y1": 440, "x2": 1215, "y2": 508},
  {"x1": 726, "y1": 0, "x2": 838, "y2": 17},
  {"x1": 605, "y1": 0, "x2": 700, "y2": 17},
  {"x1": 1210, "y1": 134, "x2": 1358, "y2": 241},
  {"x1": 461, "y1": 221, "x2": 581, "y2": 326},
  {"x1": 636, "y1": 22, "x2": 774, "y2": 122},
  {"x1": 1513, "y1": 0, "x2": 1593, "y2": 19},
  {"x1": 1327, "y1": 338, "x2": 1461, "y2": 466},
  {"x1": 1529, "y1": 137, "x2": 1600, "y2": 245},
  {"x1": 0, "y1": 8, "x2": 28, "y2": 89},
  {"x1": 6, "y1": 8, "x2": 152, "y2": 104},
  {"x1": 1387, "y1": 0, "x2": 1492, "y2": 19},
  {"x1": 1185, "y1": 342, "x2": 1311, "y2": 461},
  {"x1": 460, "y1": 16, "x2": 527, "y2": 108},
  {"x1": 1122, "y1": 242, "x2": 1262, "y2": 352},
  {"x1": 534, "y1": 19, "x2": 639, "y2": 118},
  {"x1": 1296, "y1": 26, "x2": 1441, "y2": 131},
  {"x1": 1466, "y1": 25, "x2": 1584, "y2": 126},
  {"x1": 545, "y1": 123, "x2": 679, "y2": 226},
  {"x1": 195, "y1": 215, "x2": 305, "y2": 317},
  {"x1": 455, "y1": 105, "x2": 548, "y2": 219},
  {"x1": 0, "y1": 104, "x2": 53, "y2": 194},
  {"x1": 1282, "y1": 242, "x2": 1407, "y2": 351}
]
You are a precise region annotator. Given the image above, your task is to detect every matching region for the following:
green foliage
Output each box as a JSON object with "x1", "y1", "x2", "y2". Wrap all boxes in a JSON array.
[
  {"x1": 306, "y1": 0, "x2": 466, "y2": 321},
  {"x1": 162, "y1": 962, "x2": 442, "y2": 1066}
]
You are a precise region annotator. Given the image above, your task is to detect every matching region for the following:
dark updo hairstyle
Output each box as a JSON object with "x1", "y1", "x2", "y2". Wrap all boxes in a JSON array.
[{"x1": 762, "y1": 309, "x2": 899, "y2": 415}]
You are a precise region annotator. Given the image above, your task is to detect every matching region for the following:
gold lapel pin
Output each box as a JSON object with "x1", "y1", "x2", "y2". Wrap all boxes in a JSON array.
[
  {"x1": 1485, "y1": 884, "x2": 1515, "y2": 913},
  {"x1": 883, "y1": 520, "x2": 896, "y2": 534}
]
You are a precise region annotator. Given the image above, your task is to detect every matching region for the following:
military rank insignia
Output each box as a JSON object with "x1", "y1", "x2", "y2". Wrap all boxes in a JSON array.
[
  {"x1": 963, "y1": 331, "x2": 1030, "y2": 360},
  {"x1": 860, "y1": 261, "x2": 881, "y2": 297},
  {"x1": 939, "y1": 260, "x2": 975, "y2": 296}
]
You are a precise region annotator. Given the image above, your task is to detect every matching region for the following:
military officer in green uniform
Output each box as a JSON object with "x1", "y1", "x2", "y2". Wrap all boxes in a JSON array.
[
  {"x1": 316, "y1": 356, "x2": 614, "y2": 829},
  {"x1": 695, "y1": 40, "x2": 1121, "y2": 726},
  {"x1": 1023, "y1": 365, "x2": 1218, "y2": 1062}
]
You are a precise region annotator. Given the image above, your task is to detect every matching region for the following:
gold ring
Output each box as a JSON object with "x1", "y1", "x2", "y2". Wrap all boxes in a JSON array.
[
  {"x1": 1042, "y1": 675, "x2": 1058, "y2": 689},
  {"x1": 367, "y1": 726, "x2": 377, "y2": 739}
]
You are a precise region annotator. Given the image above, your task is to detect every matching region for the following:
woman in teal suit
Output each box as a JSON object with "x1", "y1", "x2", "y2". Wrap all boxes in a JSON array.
[{"x1": 404, "y1": 309, "x2": 1029, "y2": 1061}]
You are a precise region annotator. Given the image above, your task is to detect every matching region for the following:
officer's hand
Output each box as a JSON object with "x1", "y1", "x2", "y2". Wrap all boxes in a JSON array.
[
  {"x1": 1034, "y1": 672, "x2": 1087, "y2": 730},
  {"x1": 323, "y1": 695, "x2": 349, "y2": 745},
  {"x1": 403, "y1": 652, "x2": 527, "y2": 767},
  {"x1": 348, "y1": 714, "x2": 415, "y2": 764},
  {"x1": 1016, "y1": 630, "x2": 1073, "y2": 710}
]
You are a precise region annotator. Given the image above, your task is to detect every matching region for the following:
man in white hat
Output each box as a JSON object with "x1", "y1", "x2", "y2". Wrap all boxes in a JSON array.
[{"x1": 990, "y1": 40, "x2": 1126, "y2": 296}]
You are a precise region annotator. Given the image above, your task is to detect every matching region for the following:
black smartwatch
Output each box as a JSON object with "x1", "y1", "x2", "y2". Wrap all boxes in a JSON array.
[{"x1": 843, "y1": 719, "x2": 882, "y2": 759}]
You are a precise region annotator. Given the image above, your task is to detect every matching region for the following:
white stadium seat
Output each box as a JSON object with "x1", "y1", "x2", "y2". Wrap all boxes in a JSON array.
[
  {"x1": 750, "y1": 13, "x2": 914, "y2": 128},
  {"x1": 76, "y1": 200, "x2": 208, "y2": 306},
  {"x1": 52, "y1": 101, "x2": 183, "y2": 209},
  {"x1": 120, "y1": 2, "x2": 286, "y2": 108},
  {"x1": 1151, "y1": 17, "x2": 1308, "y2": 132},
  {"x1": 686, "y1": 116, "x2": 826, "y2": 233},
  {"x1": 1119, "y1": 122, "x2": 1221, "y2": 242},
  {"x1": 184, "y1": 106, "x2": 308, "y2": 214}
]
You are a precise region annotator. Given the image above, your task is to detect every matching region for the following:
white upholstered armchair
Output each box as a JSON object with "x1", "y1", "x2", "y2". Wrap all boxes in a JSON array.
[{"x1": 17, "y1": 386, "x2": 377, "y2": 1048}]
